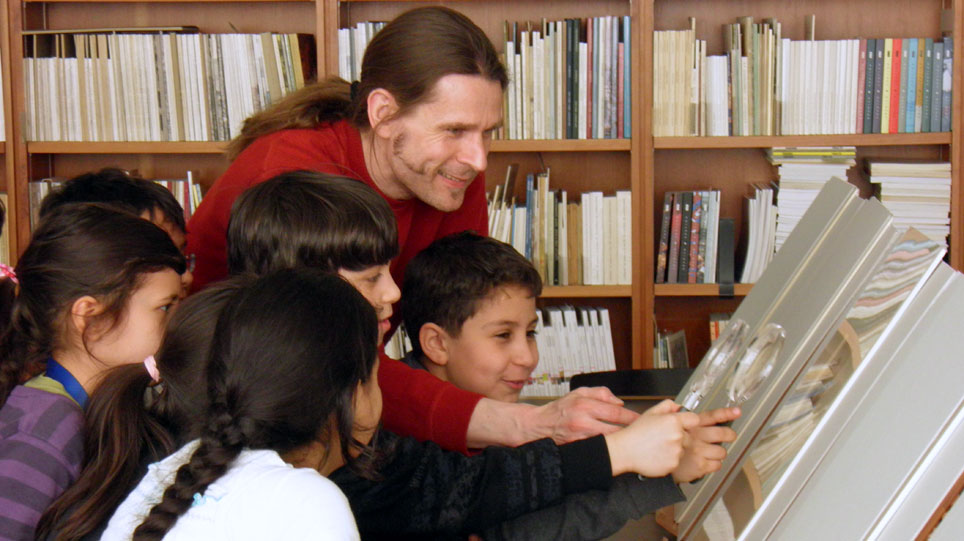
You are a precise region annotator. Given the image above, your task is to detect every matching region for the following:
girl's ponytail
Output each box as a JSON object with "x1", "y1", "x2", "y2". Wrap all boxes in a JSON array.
[{"x1": 36, "y1": 365, "x2": 174, "y2": 540}]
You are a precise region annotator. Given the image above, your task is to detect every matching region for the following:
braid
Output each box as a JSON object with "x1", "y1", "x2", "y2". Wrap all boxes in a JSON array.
[{"x1": 132, "y1": 402, "x2": 246, "y2": 540}]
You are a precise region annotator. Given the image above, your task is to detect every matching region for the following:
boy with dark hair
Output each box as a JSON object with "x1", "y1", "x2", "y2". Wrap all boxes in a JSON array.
[
  {"x1": 402, "y1": 231, "x2": 543, "y2": 403},
  {"x1": 401, "y1": 231, "x2": 723, "y2": 539},
  {"x1": 39, "y1": 168, "x2": 193, "y2": 295}
]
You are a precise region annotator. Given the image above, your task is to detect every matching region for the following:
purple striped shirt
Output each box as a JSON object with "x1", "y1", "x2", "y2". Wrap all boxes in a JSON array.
[{"x1": 0, "y1": 384, "x2": 83, "y2": 541}]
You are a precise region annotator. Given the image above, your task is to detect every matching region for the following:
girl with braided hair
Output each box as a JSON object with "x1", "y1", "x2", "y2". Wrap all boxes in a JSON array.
[{"x1": 101, "y1": 269, "x2": 376, "y2": 540}]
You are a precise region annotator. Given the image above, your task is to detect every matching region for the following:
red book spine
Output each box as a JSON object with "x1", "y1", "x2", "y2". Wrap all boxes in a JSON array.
[
  {"x1": 889, "y1": 38, "x2": 902, "y2": 134},
  {"x1": 687, "y1": 191, "x2": 702, "y2": 283},
  {"x1": 856, "y1": 39, "x2": 867, "y2": 134},
  {"x1": 667, "y1": 194, "x2": 683, "y2": 284}
]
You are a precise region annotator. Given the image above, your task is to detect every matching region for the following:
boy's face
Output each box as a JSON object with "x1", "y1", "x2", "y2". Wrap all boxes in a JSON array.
[
  {"x1": 429, "y1": 285, "x2": 539, "y2": 403},
  {"x1": 337, "y1": 264, "x2": 401, "y2": 344}
]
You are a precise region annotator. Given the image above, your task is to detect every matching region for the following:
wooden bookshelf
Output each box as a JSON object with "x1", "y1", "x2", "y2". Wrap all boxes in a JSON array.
[
  {"x1": 541, "y1": 285, "x2": 632, "y2": 298},
  {"x1": 644, "y1": 0, "x2": 962, "y2": 367},
  {"x1": 27, "y1": 142, "x2": 228, "y2": 154},
  {"x1": 654, "y1": 133, "x2": 952, "y2": 149},
  {"x1": 655, "y1": 283, "x2": 753, "y2": 297},
  {"x1": 0, "y1": 0, "x2": 959, "y2": 370}
]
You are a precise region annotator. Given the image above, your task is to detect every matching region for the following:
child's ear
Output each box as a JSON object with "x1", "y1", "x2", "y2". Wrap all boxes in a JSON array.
[
  {"x1": 368, "y1": 88, "x2": 400, "y2": 139},
  {"x1": 419, "y1": 323, "x2": 451, "y2": 367},
  {"x1": 68, "y1": 295, "x2": 104, "y2": 336}
]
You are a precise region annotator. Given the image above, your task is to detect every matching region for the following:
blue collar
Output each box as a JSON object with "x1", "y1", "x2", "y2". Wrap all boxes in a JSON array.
[{"x1": 45, "y1": 358, "x2": 88, "y2": 409}]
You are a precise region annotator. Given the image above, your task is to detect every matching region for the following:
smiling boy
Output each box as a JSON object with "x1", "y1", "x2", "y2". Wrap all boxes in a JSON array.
[{"x1": 401, "y1": 231, "x2": 541, "y2": 403}]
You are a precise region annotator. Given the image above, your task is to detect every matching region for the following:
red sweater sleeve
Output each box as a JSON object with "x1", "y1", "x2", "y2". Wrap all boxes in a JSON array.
[{"x1": 378, "y1": 353, "x2": 483, "y2": 455}]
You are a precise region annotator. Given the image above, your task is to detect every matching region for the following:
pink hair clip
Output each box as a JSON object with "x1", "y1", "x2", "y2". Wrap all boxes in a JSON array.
[
  {"x1": 144, "y1": 355, "x2": 161, "y2": 383},
  {"x1": 0, "y1": 263, "x2": 17, "y2": 285}
]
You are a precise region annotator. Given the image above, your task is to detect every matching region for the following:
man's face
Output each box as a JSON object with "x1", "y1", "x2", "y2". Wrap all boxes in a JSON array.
[
  {"x1": 430, "y1": 285, "x2": 539, "y2": 403},
  {"x1": 382, "y1": 74, "x2": 503, "y2": 212}
]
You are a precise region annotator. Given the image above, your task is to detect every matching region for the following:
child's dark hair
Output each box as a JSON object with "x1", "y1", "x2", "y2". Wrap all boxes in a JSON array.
[
  {"x1": 39, "y1": 168, "x2": 186, "y2": 233},
  {"x1": 133, "y1": 268, "x2": 380, "y2": 540},
  {"x1": 402, "y1": 232, "x2": 543, "y2": 359},
  {"x1": 36, "y1": 278, "x2": 251, "y2": 541},
  {"x1": 0, "y1": 203, "x2": 185, "y2": 408},
  {"x1": 227, "y1": 170, "x2": 398, "y2": 276}
]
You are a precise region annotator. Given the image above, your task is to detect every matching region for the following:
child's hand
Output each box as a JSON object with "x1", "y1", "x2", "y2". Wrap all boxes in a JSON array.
[
  {"x1": 604, "y1": 399, "x2": 700, "y2": 477},
  {"x1": 672, "y1": 406, "x2": 740, "y2": 483}
]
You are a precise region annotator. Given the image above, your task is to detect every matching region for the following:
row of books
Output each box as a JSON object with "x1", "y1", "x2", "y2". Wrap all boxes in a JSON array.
[
  {"x1": 336, "y1": 21, "x2": 387, "y2": 83},
  {"x1": 868, "y1": 160, "x2": 951, "y2": 243},
  {"x1": 23, "y1": 30, "x2": 315, "y2": 142},
  {"x1": 523, "y1": 306, "x2": 618, "y2": 398},
  {"x1": 769, "y1": 147, "x2": 856, "y2": 253},
  {"x1": 654, "y1": 329, "x2": 688, "y2": 370},
  {"x1": 488, "y1": 166, "x2": 632, "y2": 286},
  {"x1": 501, "y1": 16, "x2": 632, "y2": 140},
  {"x1": 654, "y1": 15, "x2": 954, "y2": 136},
  {"x1": 655, "y1": 190, "x2": 724, "y2": 284},
  {"x1": 27, "y1": 173, "x2": 204, "y2": 230},
  {"x1": 740, "y1": 184, "x2": 777, "y2": 284}
]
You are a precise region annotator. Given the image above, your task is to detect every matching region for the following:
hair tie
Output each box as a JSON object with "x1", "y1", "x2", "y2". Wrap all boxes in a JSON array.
[
  {"x1": 144, "y1": 355, "x2": 160, "y2": 383},
  {"x1": 350, "y1": 80, "x2": 360, "y2": 101},
  {"x1": 0, "y1": 263, "x2": 17, "y2": 285}
]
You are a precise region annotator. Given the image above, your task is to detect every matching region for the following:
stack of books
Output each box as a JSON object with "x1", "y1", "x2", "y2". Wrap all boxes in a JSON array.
[
  {"x1": 740, "y1": 184, "x2": 777, "y2": 283},
  {"x1": 487, "y1": 166, "x2": 632, "y2": 286},
  {"x1": 768, "y1": 147, "x2": 856, "y2": 253},
  {"x1": 655, "y1": 190, "x2": 722, "y2": 284},
  {"x1": 523, "y1": 306, "x2": 617, "y2": 398},
  {"x1": 23, "y1": 30, "x2": 315, "y2": 142},
  {"x1": 868, "y1": 160, "x2": 952, "y2": 243},
  {"x1": 337, "y1": 21, "x2": 387, "y2": 82},
  {"x1": 654, "y1": 329, "x2": 688, "y2": 369},
  {"x1": 501, "y1": 16, "x2": 632, "y2": 140},
  {"x1": 653, "y1": 15, "x2": 954, "y2": 136}
]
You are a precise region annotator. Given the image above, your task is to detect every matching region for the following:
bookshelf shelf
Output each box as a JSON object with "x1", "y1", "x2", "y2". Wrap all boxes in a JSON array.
[
  {"x1": 26, "y1": 142, "x2": 228, "y2": 154},
  {"x1": 24, "y1": 0, "x2": 310, "y2": 3},
  {"x1": 490, "y1": 139, "x2": 631, "y2": 153},
  {"x1": 541, "y1": 285, "x2": 632, "y2": 298},
  {"x1": 655, "y1": 283, "x2": 753, "y2": 297},
  {"x1": 24, "y1": 139, "x2": 629, "y2": 155},
  {"x1": 0, "y1": 142, "x2": 5, "y2": 154},
  {"x1": 654, "y1": 133, "x2": 952, "y2": 150}
]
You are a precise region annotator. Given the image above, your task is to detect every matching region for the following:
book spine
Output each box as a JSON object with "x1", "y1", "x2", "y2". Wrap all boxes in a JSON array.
[
  {"x1": 863, "y1": 38, "x2": 876, "y2": 134},
  {"x1": 677, "y1": 191, "x2": 693, "y2": 284},
  {"x1": 687, "y1": 191, "x2": 702, "y2": 284},
  {"x1": 905, "y1": 38, "x2": 918, "y2": 133},
  {"x1": 697, "y1": 191, "x2": 709, "y2": 283},
  {"x1": 931, "y1": 41, "x2": 943, "y2": 132},
  {"x1": 922, "y1": 38, "x2": 933, "y2": 132},
  {"x1": 667, "y1": 193, "x2": 683, "y2": 284},
  {"x1": 873, "y1": 38, "x2": 885, "y2": 133},
  {"x1": 898, "y1": 39, "x2": 908, "y2": 133},
  {"x1": 941, "y1": 37, "x2": 953, "y2": 132},
  {"x1": 890, "y1": 38, "x2": 902, "y2": 134},
  {"x1": 881, "y1": 39, "x2": 893, "y2": 133},
  {"x1": 655, "y1": 191, "x2": 673, "y2": 283},
  {"x1": 856, "y1": 39, "x2": 867, "y2": 134},
  {"x1": 915, "y1": 38, "x2": 926, "y2": 133}
]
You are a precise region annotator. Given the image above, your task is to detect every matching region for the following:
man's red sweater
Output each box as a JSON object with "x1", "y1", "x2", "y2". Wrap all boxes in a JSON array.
[{"x1": 186, "y1": 120, "x2": 487, "y2": 453}]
